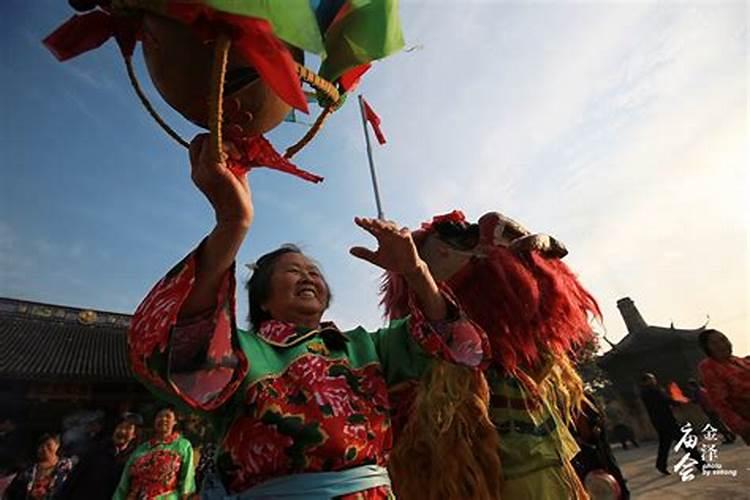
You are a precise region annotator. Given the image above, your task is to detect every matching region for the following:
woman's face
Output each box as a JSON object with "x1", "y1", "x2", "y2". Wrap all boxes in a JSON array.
[
  {"x1": 112, "y1": 422, "x2": 136, "y2": 446},
  {"x1": 153, "y1": 410, "x2": 177, "y2": 436},
  {"x1": 262, "y1": 253, "x2": 329, "y2": 322},
  {"x1": 37, "y1": 438, "x2": 59, "y2": 462},
  {"x1": 707, "y1": 332, "x2": 732, "y2": 360}
]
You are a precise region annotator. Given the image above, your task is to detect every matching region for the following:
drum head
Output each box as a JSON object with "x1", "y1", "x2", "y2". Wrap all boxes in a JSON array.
[
  {"x1": 584, "y1": 470, "x2": 622, "y2": 500},
  {"x1": 141, "y1": 14, "x2": 299, "y2": 135}
]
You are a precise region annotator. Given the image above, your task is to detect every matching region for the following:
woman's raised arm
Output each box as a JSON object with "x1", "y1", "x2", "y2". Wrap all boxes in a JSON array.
[{"x1": 178, "y1": 134, "x2": 253, "y2": 320}]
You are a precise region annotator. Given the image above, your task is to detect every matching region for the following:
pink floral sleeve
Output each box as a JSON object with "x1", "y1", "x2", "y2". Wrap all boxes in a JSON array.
[
  {"x1": 128, "y1": 249, "x2": 248, "y2": 411},
  {"x1": 406, "y1": 284, "x2": 489, "y2": 368}
]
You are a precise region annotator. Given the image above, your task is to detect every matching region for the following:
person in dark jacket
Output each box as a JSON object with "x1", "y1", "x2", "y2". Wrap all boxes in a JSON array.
[
  {"x1": 640, "y1": 373, "x2": 703, "y2": 475},
  {"x1": 571, "y1": 399, "x2": 630, "y2": 499},
  {"x1": 56, "y1": 419, "x2": 137, "y2": 500}
]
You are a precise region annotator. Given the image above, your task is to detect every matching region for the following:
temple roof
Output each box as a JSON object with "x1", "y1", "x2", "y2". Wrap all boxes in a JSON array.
[
  {"x1": 598, "y1": 324, "x2": 706, "y2": 368},
  {"x1": 0, "y1": 297, "x2": 133, "y2": 382}
]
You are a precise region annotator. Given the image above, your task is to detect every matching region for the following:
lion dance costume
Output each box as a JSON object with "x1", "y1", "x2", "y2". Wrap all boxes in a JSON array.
[{"x1": 382, "y1": 211, "x2": 601, "y2": 500}]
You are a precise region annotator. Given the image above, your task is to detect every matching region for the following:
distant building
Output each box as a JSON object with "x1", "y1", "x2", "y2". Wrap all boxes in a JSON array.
[
  {"x1": 0, "y1": 297, "x2": 150, "y2": 456},
  {"x1": 597, "y1": 297, "x2": 709, "y2": 440},
  {"x1": 599, "y1": 297, "x2": 707, "y2": 400}
]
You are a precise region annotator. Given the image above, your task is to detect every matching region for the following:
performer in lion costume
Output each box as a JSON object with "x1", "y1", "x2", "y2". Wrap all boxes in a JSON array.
[{"x1": 382, "y1": 210, "x2": 600, "y2": 499}]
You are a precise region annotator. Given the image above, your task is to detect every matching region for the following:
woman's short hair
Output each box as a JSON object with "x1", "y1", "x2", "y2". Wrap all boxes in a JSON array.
[
  {"x1": 155, "y1": 404, "x2": 176, "y2": 414},
  {"x1": 36, "y1": 433, "x2": 60, "y2": 447},
  {"x1": 698, "y1": 328, "x2": 724, "y2": 357},
  {"x1": 245, "y1": 245, "x2": 331, "y2": 330}
]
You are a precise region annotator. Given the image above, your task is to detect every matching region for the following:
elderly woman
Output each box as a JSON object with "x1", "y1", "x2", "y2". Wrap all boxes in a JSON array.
[
  {"x1": 698, "y1": 329, "x2": 750, "y2": 445},
  {"x1": 127, "y1": 135, "x2": 486, "y2": 499},
  {"x1": 5, "y1": 434, "x2": 75, "y2": 500},
  {"x1": 113, "y1": 407, "x2": 194, "y2": 500}
]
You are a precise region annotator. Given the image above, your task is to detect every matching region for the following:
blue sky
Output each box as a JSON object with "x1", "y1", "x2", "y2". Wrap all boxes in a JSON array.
[{"x1": 1, "y1": 1, "x2": 747, "y2": 355}]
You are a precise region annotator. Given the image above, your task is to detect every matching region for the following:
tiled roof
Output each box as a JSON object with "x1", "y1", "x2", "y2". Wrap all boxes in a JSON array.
[
  {"x1": 599, "y1": 325, "x2": 705, "y2": 367},
  {"x1": 0, "y1": 297, "x2": 134, "y2": 382}
]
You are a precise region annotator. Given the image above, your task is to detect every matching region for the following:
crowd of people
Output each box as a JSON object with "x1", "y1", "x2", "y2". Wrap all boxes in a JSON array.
[{"x1": 0, "y1": 407, "x2": 212, "y2": 500}]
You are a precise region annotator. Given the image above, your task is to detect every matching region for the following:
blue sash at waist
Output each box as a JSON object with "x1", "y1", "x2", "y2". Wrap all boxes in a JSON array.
[{"x1": 201, "y1": 464, "x2": 391, "y2": 500}]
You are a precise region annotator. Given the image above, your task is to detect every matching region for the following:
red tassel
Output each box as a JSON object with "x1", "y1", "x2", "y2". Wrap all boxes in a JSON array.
[
  {"x1": 227, "y1": 135, "x2": 323, "y2": 183},
  {"x1": 43, "y1": 11, "x2": 115, "y2": 61}
]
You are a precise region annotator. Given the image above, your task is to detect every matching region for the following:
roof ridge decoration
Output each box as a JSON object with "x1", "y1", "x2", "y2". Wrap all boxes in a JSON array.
[{"x1": 0, "y1": 297, "x2": 132, "y2": 329}]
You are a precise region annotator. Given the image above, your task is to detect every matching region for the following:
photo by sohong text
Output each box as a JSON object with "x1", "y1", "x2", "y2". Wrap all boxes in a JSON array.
[{"x1": 673, "y1": 422, "x2": 741, "y2": 482}]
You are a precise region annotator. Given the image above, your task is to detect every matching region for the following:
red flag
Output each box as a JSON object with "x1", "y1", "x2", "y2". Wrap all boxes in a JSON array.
[
  {"x1": 667, "y1": 382, "x2": 690, "y2": 403},
  {"x1": 43, "y1": 12, "x2": 116, "y2": 61},
  {"x1": 362, "y1": 98, "x2": 387, "y2": 145}
]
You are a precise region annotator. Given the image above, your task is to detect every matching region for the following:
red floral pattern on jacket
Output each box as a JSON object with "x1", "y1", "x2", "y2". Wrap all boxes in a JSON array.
[
  {"x1": 29, "y1": 475, "x2": 53, "y2": 500},
  {"x1": 129, "y1": 449, "x2": 182, "y2": 498},
  {"x1": 129, "y1": 256, "x2": 197, "y2": 389},
  {"x1": 220, "y1": 357, "x2": 390, "y2": 491}
]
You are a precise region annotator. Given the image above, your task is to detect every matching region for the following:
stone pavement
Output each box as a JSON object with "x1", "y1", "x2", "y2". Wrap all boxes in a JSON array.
[{"x1": 613, "y1": 441, "x2": 750, "y2": 499}]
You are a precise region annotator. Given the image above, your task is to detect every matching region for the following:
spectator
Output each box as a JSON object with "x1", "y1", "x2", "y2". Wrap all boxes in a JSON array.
[
  {"x1": 5, "y1": 434, "x2": 75, "y2": 500},
  {"x1": 113, "y1": 407, "x2": 194, "y2": 500},
  {"x1": 571, "y1": 399, "x2": 630, "y2": 499},
  {"x1": 57, "y1": 418, "x2": 138, "y2": 500},
  {"x1": 640, "y1": 373, "x2": 703, "y2": 475},
  {"x1": 611, "y1": 424, "x2": 639, "y2": 450},
  {"x1": 697, "y1": 329, "x2": 750, "y2": 445}
]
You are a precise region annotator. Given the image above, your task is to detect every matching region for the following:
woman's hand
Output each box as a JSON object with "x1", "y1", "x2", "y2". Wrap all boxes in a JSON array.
[
  {"x1": 350, "y1": 217, "x2": 447, "y2": 321},
  {"x1": 349, "y1": 217, "x2": 423, "y2": 275},
  {"x1": 189, "y1": 134, "x2": 253, "y2": 228}
]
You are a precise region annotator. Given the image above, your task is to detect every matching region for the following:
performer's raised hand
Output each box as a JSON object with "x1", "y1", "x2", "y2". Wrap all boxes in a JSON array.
[
  {"x1": 350, "y1": 217, "x2": 422, "y2": 275},
  {"x1": 351, "y1": 217, "x2": 447, "y2": 321},
  {"x1": 189, "y1": 133, "x2": 253, "y2": 228}
]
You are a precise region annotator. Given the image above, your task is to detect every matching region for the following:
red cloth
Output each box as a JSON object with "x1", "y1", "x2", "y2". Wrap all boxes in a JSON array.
[
  {"x1": 667, "y1": 382, "x2": 690, "y2": 404},
  {"x1": 699, "y1": 356, "x2": 750, "y2": 434},
  {"x1": 226, "y1": 134, "x2": 323, "y2": 183},
  {"x1": 362, "y1": 98, "x2": 387, "y2": 145},
  {"x1": 340, "y1": 64, "x2": 371, "y2": 92},
  {"x1": 43, "y1": 10, "x2": 137, "y2": 60}
]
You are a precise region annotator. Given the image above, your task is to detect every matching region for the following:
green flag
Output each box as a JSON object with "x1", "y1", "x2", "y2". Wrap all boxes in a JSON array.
[{"x1": 318, "y1": 0, "x2": 404, "y2": 82}]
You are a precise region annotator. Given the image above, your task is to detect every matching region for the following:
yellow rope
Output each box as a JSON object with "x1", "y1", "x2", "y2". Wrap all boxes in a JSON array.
[
  {"x1": 283, "y1": 64, "x2": 342, "y2": 158},
  {"x1": 295, "y1": 63, "x2": 340, "y2": 105},
  {"x1": 123, "y1": 55, "x2": 189, "y2": 148},
  {"x1": 124, "y1": 38, "x2": 340, "y2": 158},
  {"x1": 208, "y1": 35, "x2": 231, "y2": 164},
  {"x1": 284, "y1": 106, "x2": 333, "y2": 159}
]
